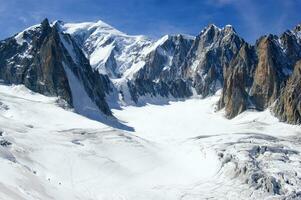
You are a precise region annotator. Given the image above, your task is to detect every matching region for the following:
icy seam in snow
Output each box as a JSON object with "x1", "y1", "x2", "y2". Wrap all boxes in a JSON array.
[{"x1": 62, "y1": 62, "x2": 105, "y2": 122}]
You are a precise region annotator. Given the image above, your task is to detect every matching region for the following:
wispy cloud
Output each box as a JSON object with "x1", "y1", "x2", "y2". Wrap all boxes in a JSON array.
[
  {"x1": 233, "y1": 0, "x2": 264, "y2": 41},
  {"x1": 0, "y1": 0, "x2": 300, "y2": 43},
  {"x1": 213, "y1": 0, "x2": 237, "y2": 6},
  {"x1": 274, "y1": 0, "x2": 295, "y2": 33},
  {"x1": 208, "y1": 0, "x2": 299, "y2": 42},
  {"x1": 208, "y1": 0, "x2": 263, "y2": 40}
]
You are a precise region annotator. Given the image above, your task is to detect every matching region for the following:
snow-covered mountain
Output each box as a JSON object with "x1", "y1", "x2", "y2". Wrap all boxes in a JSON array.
[
  {"x1": 2, "y1": 18, "x2": 301, "y2": 123},
  {"x1": 2, "y1": 18, "x2": 301, "y2": 200},
  {"x1": 58, "y1": 20, "x2": 152, "y2": 78}
]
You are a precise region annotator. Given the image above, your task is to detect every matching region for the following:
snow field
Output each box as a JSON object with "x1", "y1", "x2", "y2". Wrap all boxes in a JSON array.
[{"x1": 1, "y1": 84, "x2": 301, "y2": 199}]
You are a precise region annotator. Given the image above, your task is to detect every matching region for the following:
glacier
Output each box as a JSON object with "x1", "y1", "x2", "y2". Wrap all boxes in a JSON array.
[{"x1": 0, "y1": 83, "x2": 301, "y2": 199}]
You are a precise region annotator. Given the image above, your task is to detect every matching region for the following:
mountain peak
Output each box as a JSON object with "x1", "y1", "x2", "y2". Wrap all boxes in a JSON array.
[
  {"x1": 293, "y1": 23, "x2": 301, "y2": 40},
  {"x1": 41, "y1": 18, "x2": 50, "y2": 28},
  {"x1": 294, "y1": 23, "x2": 301, "y2": 32},
  {"x1": 200, "y1": 24, "x2": 236, "y2": 36},
  {"x1": 204, "y1": 24, "x2": 221, "y2": 32},
  {"x1": 94, "y1": 20, "x2": 114, "y2": 29},
  {"x1": 59, "y1": 20, "x2": 125, "y2": 37},
  {"x1": 223, "y1": 24, "x2": 236, "y2": 34}
]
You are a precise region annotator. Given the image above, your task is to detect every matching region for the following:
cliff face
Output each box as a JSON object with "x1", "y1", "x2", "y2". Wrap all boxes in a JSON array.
[
  {"x1": 0, "y1": 19, "x2": 112, "y2": 116},
  {"x1": 127, "y1": 34, "x2": 194, "y2": 102},
  {"x1": 274, "y1": 60, "x2": 301, "y2": 124},
  {"x1": 182, "y1": 25, "x2": 245, "y2": 97},
  {"x1": 218, "y1": 43, "x2": 256, "y2": 118},
  {"x1": 250, "y1": 35, "x2": 288, "y2": 110},
  {"x1": 0, "y1": 19, "x2": 72, "y2": 104},
  {"x1": 218, "y1": 25, "x2": 301, "y2": 122}
]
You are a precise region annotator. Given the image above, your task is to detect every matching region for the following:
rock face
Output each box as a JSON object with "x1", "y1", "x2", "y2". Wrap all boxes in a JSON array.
[
  {"x1": 218, "y1": 43, "x2": 256, "y2": 118},
  {"x1": 182, "y1": 24, "x2": 245, "y2": 97},
  {"x1": 250, "y1": 35, "x2": 289, "y2": 110},
  {"x1": 0, "y1": 19, "x2": 112, "y2": 116},
  {"x1": 219, "y1": 26, "x2": 301, "y2": 121},
  {"x1": 127, "y1": 34, "x2": 194, "y2": 103},
  {"x1": 0, "y1": 19, "x2": 72, "y2": 104},
  {"x1": 125, "y1": 25, "x2": 247, "y2": 103},
  {"x1": 274, "y1": 60, "x2": 301, "y2": 124}
]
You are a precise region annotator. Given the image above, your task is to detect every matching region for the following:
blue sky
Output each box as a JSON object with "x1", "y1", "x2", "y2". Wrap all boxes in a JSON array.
[{"x1": 0, "y1": 0, "x2": 300, "y2": 43}]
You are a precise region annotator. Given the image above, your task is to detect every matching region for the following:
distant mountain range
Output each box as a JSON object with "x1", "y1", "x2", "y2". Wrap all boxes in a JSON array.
[{"x1": 1, "y1": 18, "x2": 301, "y2": 124}]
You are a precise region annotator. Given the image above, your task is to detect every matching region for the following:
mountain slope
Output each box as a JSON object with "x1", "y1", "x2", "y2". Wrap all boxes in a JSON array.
[
  {"x1": 59, "y1": 20, "x2": 152, "y2": 78},
  {"x1": 274, "y1": 60, "x2": 301, "y2": 124},
  {"x1": 126, "y1": 34, "x2": 195, "y2": 103},
  {"x1": 181, "y1": 24, "x2": 246, "y2": 96},
  {"x1": 219, "y1": 24, "x2": 301, "y2": 120},
  {"x1": 0, "y1": 19, "x2": 113, "y2": 120},
  {"x1": 0, "y1": 84, "x2": 156, "y2": 199}
]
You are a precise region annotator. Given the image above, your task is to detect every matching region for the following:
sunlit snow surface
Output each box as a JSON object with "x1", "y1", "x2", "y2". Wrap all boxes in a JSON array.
[
  {"x1": 1, "y1": 84, "x2": 301, "y2": 199},
  {"x1": 60, "y1": 20, "x2": 152, "y2": 78}
]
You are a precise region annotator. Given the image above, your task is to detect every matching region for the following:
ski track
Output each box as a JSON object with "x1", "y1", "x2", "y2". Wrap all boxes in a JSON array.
[{"x1": 1, "y1": 84, "x2": 301, "y2": 199}]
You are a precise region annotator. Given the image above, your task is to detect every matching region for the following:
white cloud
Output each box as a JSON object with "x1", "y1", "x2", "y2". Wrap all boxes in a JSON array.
[
  {"x1": 18, "y1": 16, "x2": 28, "y2": 23},
  {"x1": 208, "y1": 0, "x2": 299, "y2": 42}
]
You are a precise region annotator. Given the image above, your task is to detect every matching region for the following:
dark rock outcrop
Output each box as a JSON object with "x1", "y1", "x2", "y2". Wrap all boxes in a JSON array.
[
  {"x1": 182, "y1": 25, "x2": 245, "y2": 97},
  {"x1": 128, "y1": 35, "x2": 194, "y2": 102},
  {"x1": 250, "y1": 35, "x2": 289, "y2": 110},
  {"x1": 274, "y1": 60, "x2": 301, "y2": 124},
  {"x1": 219, "y1": 43, "x2": 256, "y2": 118},
  {"x1": 219, "y1": 66, "x2": 249, "y2": 118},
  {"x1": 127, "y1": 78, "x2": 192, "y2": 104},
  {"x1": 0, "y1": 19, "x2": 72, "y2": 104},
  {"x1": 0, "y1": 19, "x2": 112, "y2": 116},
  {"x1": 219, "y1": 26, "x2": 301, "y2": 121}
]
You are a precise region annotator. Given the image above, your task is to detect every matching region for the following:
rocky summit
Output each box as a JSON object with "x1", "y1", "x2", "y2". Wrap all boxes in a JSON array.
[{"x1": 1, "y1": 18, "x2": 301, "y2": 124}]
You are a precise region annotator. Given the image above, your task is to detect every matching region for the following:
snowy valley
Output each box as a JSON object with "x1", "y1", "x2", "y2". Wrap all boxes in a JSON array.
[{"x1": 1, "y1": 84, "x2": 301, "y2": 199}]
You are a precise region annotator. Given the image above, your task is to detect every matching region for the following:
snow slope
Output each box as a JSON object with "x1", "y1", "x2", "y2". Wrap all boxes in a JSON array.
[
  {"x1": 113, "y1": 95, "x2": 301, "y2": 199},
  {"x1": 59, "y1": 20, "x2": 152, "y2": 78},
  {"x1": 0, "y1": 84, "x2": 220, "y2": 200},
  {"x1": 113, "y1": 95, "x2": 299, "y2": 142},
  {"x1": 1, "y1": 84, "x2": 301, "y2": 199}
]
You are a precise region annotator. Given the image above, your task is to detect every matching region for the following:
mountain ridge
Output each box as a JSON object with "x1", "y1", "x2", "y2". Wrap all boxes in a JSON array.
[{"x1": 2, "y1": 18, "x2": 301, "y2": 125}]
